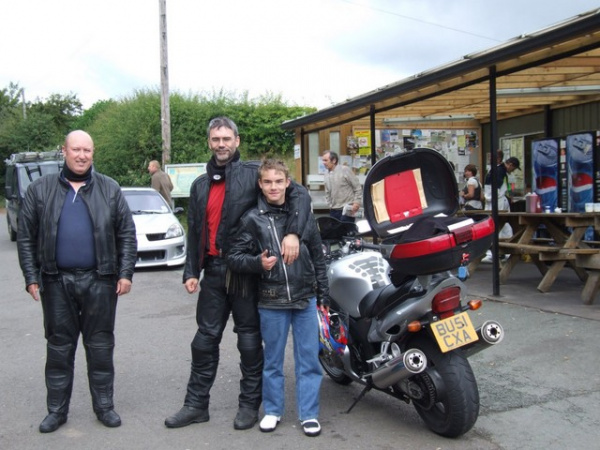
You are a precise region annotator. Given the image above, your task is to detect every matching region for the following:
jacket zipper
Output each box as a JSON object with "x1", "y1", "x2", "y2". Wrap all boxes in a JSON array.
[{"x1": 269, "y1": 215, "x2": 292, "y2": 302}]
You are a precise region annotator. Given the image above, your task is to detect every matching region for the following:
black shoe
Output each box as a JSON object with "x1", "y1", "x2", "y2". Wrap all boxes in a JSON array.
[
  {"x1": 39, "y1": 413, "x2": 67, "y2": 433},
  {"x1": 165, "y1": 406, "x2": 209, "y2": 428},
  {"x1": 96, "y1": 409, "x2": 122, "y2": 428},
  {"x1": 233, "y1": 407, "x2": 258, "y2": 430}
]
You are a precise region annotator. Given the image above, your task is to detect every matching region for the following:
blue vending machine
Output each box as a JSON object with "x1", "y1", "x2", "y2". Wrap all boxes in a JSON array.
[
  {"x1": 566, "y1": 131, "x2": 600, "y2": 212},
  {"x1": 532, "y1": 138, "x2": 559, "y2": 211}
]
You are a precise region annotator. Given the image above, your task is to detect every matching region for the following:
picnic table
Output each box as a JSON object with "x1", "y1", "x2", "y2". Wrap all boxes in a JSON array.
[{"x1": 462, "y1": 211, "x2": 600, "y2": 304}]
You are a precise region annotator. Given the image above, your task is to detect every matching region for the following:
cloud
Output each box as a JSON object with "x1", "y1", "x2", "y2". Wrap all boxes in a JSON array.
[{"x1": 1, "y1": 0, "x2": 599, "y2": 109}]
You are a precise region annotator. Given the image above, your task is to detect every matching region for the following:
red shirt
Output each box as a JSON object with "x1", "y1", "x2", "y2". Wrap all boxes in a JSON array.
[{"x1": 206, "y1": 180, "x2": 226, "y2": 256}]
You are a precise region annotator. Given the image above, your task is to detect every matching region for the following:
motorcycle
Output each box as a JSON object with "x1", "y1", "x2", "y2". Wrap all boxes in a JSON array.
[{"x1": 316, "y1": 148, "x2": 504, "y2": 438}]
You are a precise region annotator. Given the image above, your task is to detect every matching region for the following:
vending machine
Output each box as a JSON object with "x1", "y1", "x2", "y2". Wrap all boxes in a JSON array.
[
  {"x1": 565, "y1": 131, "x2": 600, "y2": 212},
  {"x1": 532, "y1": 138, "x2": 559, "y2": 211}
]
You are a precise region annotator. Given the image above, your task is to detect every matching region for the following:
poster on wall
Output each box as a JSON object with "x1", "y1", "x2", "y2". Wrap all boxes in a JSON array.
[
  {"x1": 347, "y1": 136, "x2": 359, "y2": 150},
  {"x1": 500, "y1": 136, "x2": 525, "y2": 194},
  {"x1": 355, "y1": 130, "x2": 371, "y2": 156}
]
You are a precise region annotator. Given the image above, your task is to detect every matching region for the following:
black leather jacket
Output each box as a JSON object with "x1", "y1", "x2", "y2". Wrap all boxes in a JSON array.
[
  {"x1": 183, "y1": 159, "x2": 311, "y2": 282},
  {"x1": 17, "y1": 172, "x2": 137, "y2": 288},
  {"x1": 227, "y1": 195, "x2": 329, "y2": 309}
]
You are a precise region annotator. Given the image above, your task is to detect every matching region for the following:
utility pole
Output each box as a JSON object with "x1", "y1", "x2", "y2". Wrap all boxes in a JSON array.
[
  {"x1": 20, "y1": 88, "x2": 27, "y2": 119},
  {"x1": 159, "y1": 0, "x2": 171, "y2": 166}
]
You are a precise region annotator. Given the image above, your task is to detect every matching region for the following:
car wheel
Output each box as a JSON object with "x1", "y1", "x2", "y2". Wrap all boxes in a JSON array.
[{"x1": 7, "y1": 215, "x2": 17, "y2": 242}]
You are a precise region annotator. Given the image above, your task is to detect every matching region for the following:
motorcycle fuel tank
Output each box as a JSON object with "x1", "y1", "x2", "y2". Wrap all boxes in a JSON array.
[{"x1": 328, "y1": 251, "x2": 390, "y2": 318}]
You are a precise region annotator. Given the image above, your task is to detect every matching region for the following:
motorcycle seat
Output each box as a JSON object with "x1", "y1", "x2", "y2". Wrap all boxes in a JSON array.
[{"x1": 359, "y1": 277, "x2": 419, "y2": 319}]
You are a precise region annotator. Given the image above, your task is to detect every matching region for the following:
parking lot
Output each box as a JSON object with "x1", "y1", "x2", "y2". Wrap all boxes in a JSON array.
[{"x1": 1, "y1": 211, "x2": 599, "y2": 450}]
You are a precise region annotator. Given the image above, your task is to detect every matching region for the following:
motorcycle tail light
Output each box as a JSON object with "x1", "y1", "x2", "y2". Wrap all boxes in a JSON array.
[{"x1": 432, "y1": 286, "x2": 461, "y2": 319}]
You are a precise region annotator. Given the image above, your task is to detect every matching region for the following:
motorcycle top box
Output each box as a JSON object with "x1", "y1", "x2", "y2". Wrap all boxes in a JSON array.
[{"x1": 363, "y1": 148, "x2": 494, "y2": 275}]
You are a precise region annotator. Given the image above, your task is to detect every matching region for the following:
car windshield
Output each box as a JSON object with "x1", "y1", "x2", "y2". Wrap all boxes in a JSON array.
[{"x1": 124, "y1": 191, "x2": 170, "y2": 214}]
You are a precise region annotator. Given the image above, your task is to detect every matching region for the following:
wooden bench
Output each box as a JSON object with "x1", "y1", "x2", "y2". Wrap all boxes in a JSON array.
[
  {"x1": 499, "y1": 242, "x2": 597, "y2": 260},
  {"x1": 498, "y1": 242, "x2": 559, "y2": 254}
]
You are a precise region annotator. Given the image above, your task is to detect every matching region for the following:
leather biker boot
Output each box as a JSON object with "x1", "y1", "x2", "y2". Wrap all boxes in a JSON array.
[
  {"x1": 165, "y1": 332, "x2": 218, "y2": 428},
  {"x1": 85, "y1": 342, "x2": 121, "y2": 427},
  {"x1": 165, "y1": 406, "x2": 209, "y2": 428},
  {"x1": 41, "y1": 342, "x2": 75, "y2": 432},
  {"x1": 234, "y1": 332, "x2": 262, "y2": 430}
]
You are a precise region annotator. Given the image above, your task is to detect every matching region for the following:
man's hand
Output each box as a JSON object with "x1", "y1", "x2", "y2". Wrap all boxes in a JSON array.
[
  {"x1": 281, "y1": 234, "x2": 300, "y2": 265},
  {"x1": 261, "y1": 249, "x2": 277, "y2": 270},
  {"x1": 184, "y1": 277, "x2": 199, "y2": 294},
  {"x1": 351, "y1": 202, "x2": 360, "y2": 213},
  {"x1": 27, "y1": 283, "x2": 40, "y2": 301},
  {"x1": 116, "y1": 278, "x2": 132, "y2": 296}
]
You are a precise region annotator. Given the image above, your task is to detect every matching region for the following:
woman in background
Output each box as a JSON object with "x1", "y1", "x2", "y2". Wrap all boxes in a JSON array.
[{"x1": 460, "y1": 164, "x2": 483, "y2": 210}]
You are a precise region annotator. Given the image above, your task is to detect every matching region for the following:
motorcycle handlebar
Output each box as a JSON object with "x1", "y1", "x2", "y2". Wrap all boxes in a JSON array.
[{"x1": 359, "y1": 240, "x2": 381, "y2": 251}]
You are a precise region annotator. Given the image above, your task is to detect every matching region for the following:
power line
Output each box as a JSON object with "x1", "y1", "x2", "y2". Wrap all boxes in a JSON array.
[{"x1": 338, "y1": 0, "x2": 502, "y2": 43}]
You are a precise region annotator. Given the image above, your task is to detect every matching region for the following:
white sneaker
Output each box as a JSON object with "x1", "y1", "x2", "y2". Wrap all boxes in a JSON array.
[
  {"x1": 481, "y1": 255, "x2": 493, "y2": 264},
  {"x1": 259, "y1": 415, "x2": 280, "y2": 432},
  {"x1": 301, "y1": 419, "x2": 321, "y2": 437}
]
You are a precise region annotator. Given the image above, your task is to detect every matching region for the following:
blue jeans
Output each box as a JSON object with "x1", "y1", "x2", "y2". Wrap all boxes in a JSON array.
[{"x1": 259, "y1": 298, "x2": 322, "y2": 421}]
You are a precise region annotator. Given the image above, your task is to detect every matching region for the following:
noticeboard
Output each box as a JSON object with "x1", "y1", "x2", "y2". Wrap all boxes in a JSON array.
[{"x1": 165, "y1": 163, "x2": 207, "y2": 198}]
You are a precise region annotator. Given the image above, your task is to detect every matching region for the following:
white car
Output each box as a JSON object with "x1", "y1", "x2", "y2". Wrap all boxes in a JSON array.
[{"x1": 121, "y1": 187, "x2": 186, "y2": 268}]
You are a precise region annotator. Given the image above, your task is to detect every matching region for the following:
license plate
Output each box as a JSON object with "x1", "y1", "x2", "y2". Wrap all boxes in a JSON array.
[{"x1": 431, "y1": 311, "x2": 479, "y2": 353}]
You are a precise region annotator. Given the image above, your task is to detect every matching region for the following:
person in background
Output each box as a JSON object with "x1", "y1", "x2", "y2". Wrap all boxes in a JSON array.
[
  {"x1": 17, "y1": 130, "x2": 137, "y2": 433},
  {"x1": 228, "y1": 159, "x2": 328, "y2": 437},
  {"x1": 484, "y1": 156, "x2": 521, "y2": 211},
  {"x1": 321, "y1": 150, "x2": 362, "y2": 223},
  {"x1": 481, "y1": 155, "x2": 520, "y2": 263},
  {"x1": 164, "y1": 116, "x2": 311, "y2": 431},
  {"x1": 148, "y1": 160, "x2": 174, "y2": 208},
  {"x1": 460, "y1": 164, "x2": 483, "y2": 210}
]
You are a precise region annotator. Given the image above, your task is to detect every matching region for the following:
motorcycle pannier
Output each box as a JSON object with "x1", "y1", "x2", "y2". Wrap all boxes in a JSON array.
[{"x1": 362, "y1": 148, "x2": 494, "y2": 275}]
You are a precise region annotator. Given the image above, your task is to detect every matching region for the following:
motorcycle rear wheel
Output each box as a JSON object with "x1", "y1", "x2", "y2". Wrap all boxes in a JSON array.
[
  {"x1": 319, "y1": 351, "x2": 353, "y2": 385},
  {"x1": 409, "y1": 336, "x2": 479, "y2": 438}
]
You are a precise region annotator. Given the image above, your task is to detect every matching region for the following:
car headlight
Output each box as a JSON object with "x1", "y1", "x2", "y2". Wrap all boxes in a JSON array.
[{"x1": 165, "y1": 223, "x2": 184, "y2": 239}]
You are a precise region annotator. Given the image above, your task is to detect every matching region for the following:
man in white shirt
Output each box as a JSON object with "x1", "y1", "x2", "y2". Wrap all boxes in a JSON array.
[{"x1": 321, "y1": 150, "x2": 362, "y2": 223}]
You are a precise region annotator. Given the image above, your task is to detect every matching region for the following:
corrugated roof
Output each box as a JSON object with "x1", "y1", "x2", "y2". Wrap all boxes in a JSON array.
[{"x1": 282, "y1": 8, "x2": 600, "y2": 132}]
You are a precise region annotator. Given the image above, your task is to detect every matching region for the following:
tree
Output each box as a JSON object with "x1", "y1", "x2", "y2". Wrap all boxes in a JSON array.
[{"x1": 87, "y1": 89, "x2": 315, "y2": 186}]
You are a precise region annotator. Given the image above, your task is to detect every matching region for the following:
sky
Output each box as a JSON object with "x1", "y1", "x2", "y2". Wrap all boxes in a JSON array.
[{"x1": 1, "y1": 0, "x2": 599, "y2": 110}]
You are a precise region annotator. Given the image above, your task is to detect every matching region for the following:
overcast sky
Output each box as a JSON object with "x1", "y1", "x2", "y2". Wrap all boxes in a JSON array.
[{"x1": 1, "y1": 0, "x2": 599, "y2": 110}]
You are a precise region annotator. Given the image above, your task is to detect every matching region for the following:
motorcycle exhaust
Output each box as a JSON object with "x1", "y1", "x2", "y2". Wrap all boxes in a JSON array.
[
  {"x1": 461, "y1": 320, "x2": 504, "y2": 359},
  {"x1": 370, "y1": 349, "x2": 427, "y2": 389}
]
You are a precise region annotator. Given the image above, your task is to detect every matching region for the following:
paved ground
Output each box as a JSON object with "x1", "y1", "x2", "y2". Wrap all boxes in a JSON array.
[{"x1": 1, "y1": 210, "x2": 599, "y2": 450}]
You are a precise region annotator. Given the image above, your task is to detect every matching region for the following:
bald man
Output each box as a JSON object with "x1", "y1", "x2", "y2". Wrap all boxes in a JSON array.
[{"x1": 17, "y1": 130, "x2": 137, "y2": 433}]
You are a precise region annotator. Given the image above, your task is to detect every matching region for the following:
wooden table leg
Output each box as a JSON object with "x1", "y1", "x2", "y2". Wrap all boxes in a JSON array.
[
  {"x1": 537, "y1": 261, "x2": 566, "y2": 292},
  {"x1": 499, "y1": 255, "x2": 520, "y2": 284},
  {"x1": 538, "y1": 223, "x2": 588, "y2": 293},
  {"x1": 581, "y1": 270, "x2": 600, "y2": 305}
]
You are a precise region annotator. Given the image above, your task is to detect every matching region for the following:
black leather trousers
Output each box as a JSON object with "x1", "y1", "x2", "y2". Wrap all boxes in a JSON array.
[
  {"x1": 184, "y1": 258, "x2": 263, "y2": 410},
  {"x1": 40, "y1": 269, "x2": 118, "y2": 415}
]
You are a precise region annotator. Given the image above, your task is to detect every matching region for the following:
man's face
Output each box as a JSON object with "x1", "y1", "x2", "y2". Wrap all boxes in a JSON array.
[
  {"x1": 208, "y1": 126, "x2": 239, "y2": 166},
  {"x1": 148, "y1": 163, "x2": 157, "y2": 174},
  {"x1": 63, "y1": 131, "x2": 94, "y2": 175},
  {"x1": 321, "y1": 153, "x2": 335, "y2": 171},
  {"x1": 259, "y1": 169, "x2": 290, "y2": 205}
]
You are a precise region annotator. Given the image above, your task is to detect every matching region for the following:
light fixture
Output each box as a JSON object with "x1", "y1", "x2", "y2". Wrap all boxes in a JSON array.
[{"x1": 383, "y1": 114, "x2": 476, "y2": 124}]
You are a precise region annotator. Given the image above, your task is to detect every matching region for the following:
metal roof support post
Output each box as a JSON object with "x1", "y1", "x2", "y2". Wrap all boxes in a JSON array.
[
  {"x1": 300, "y1": 128, "x2": 306, "y2": 185},
  {"x1": 543, "y1": 105, "x2": 553, "y2": 137},
  {"x1": 489, "y1": 66, "x2": 500, "y2": 296},
  {"x1": 369, "y1": 105, "x2": 377, "y2": 167}
]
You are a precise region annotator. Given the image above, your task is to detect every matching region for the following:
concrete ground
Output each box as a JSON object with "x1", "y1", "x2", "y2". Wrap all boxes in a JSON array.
[{"x1": 1, "y1": 210, "x2": 599, "y2": 450}]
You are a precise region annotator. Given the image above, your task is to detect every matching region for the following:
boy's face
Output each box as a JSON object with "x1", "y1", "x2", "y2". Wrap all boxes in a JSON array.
[{"x1": 259, "y1": 169, "x2": 290, "y2": 205}]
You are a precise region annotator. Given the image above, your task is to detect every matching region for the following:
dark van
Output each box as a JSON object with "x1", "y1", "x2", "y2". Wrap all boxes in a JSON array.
[{"x1": 4, "y1": 151, "x2": 64, "y2": 241}]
